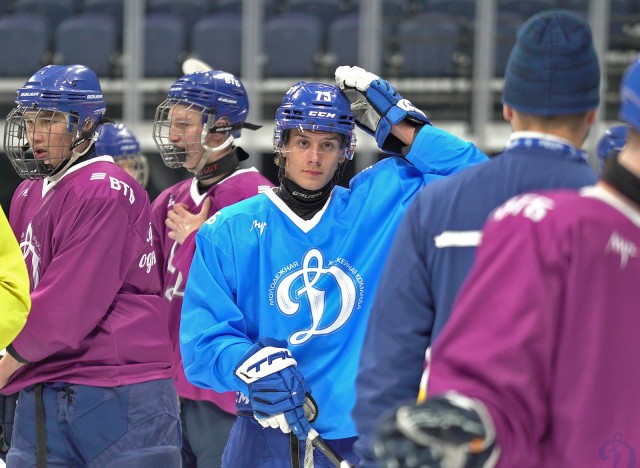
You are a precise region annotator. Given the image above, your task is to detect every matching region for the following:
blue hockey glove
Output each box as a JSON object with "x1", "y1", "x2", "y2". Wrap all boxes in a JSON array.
[
  {"x1": 373, "y1": 392, "x2": 499, "y2": 468},
  {"x1": 235, "y1": 338, "x2": 316, "y2": 440},
  {"x1": 335, "y1": 65, "x2": 431, "y2": 154}
]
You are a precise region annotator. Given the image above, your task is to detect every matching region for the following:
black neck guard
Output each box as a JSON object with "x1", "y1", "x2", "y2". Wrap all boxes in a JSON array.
[
  {"x1": 275, "y1": 176, "x2": 334, "y2": 220},
  {"x1": 601, "y1": 154, "x2": 640, "y2": 209},
  {"x1": 196, "y1": 148, "x2": 242, "y2": 183}
]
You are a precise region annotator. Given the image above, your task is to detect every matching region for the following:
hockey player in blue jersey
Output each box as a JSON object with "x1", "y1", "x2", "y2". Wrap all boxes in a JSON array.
[
  {"x1": 352, "y1": 9, "x2": 601, "y2": 467},
  {"x1": 180, "y1": 68, "x2": 487, "y2": 467}
]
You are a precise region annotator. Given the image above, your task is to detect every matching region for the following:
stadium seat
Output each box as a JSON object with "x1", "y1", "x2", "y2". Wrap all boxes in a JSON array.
[
  {"x1": 396, "y1": 13, "x2": 461, "y2": 77},
  {"x1": 213, "y1": 0, "x2": 278, "y2": 17},
  {"x1": 263, "y1": 14, "x2": 323, "y2": 77},
  {"x1": 494, "y1": 13, "x2": 524, "y2": 77},
  {"x1": 191, "y1": 14, "x2": 242, "y2": 76},
  {"x1": 0, "y1": 14, "x2": 50, "y2": 77},
  {"x1": 498, "y1": 0, "x2": 556, "y2": 18},
  {"x1": 82, "y1": 0, "x2": 124, "y2": 25},
  {"x1": 55, "y1": 13, "x2": 118, "y2": 77},
  {"x1": 422, "y1": 0, "x2": 476, "y2": 24},
  {"x1": 147, "y1": 0, "x2": 210, "y2": 30},
  {"x1": 12, "y1": 0, "x2": 76, "y2": 31},
  {"x1": 286, "y1": 0, "x2": 343, "y2": 32},
  {"x1": 327, "y1": 14, "x2": 393, "y2": 70},
  {"x1": 144, "y1": 14, "x2": 186, "y2": 77}
]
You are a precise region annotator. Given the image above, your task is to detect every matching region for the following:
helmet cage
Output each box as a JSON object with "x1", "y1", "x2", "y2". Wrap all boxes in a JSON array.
[
  {"x1": 4, "y1": 105, "x2": 80, "y2": 180},
  {"x1": 152, "y1": 98, "x2": 217, "y2": 168}
]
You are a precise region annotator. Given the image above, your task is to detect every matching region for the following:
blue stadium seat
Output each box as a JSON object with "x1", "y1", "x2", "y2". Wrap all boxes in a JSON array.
[
  {"x1": 328, "y1": 14, "x2": 360, "y2": 68},
  {"x1": 396, "y1": 13, "x2": 461, "y2": 77},
  {"x1": 0, "y1": 14, "x2": 50, "y2": 77},
  {"x1": 213, "y1": 0, "x2": 278, "y2": 17},
  {"x1": 13, "y1": 0, "x2": 75, "y2": 31},
  {"x1": 498, "y1": 0, "x2": 556, "y2": 18},
  {"x1": 55, "y1": 13, "x2": 117, "y2": 77},
  {"x1": 191, "y1": 14, "x2": 242, "y2": 76},
  {"x1": 82, "y1": 0, "x2": 124, "y2": 25},
  {"x1": 327, "y1": 14, "x2": 393, "y2": 69},
  {"x1": 286, "y1": 0, "x2": 343, "y2": 32},
  {"x1": 422, "y1": 0, "x2": 476, "y2": 24},
  {"x1": 264, "y1": 13, "x2": 323, "y2": 77},
  {"x1": 147, "y1": 0, "x2": 210, "y2": 30},
  {"x1": 145, "y1": 14, "x2": 186, "y2": 77},
  {"x1": 494, "y1": 13, "x2": 524, "y2": 77}
]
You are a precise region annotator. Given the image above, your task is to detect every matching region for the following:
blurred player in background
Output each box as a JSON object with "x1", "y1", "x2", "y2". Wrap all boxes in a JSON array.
[
  {"x1": 353, "y1": 11, "x2": 601, "y2": 466},
  {"x1": 0, "y1": 64, "x2": 180, "y2": 467},
  {"x1": 96, "y1": 122, "x2": 149, "y2": 188},
  {"x1": 598, "y1": 124, "x2": 627, "y2": 173},
  {"x1": 179, "y1": 67, "x2": 487, "y2": 467},
  {"x1": 152, "y1": 69, "x2": 273, "y2": 468},
  {"x1": 374, "y1": 47, "x2": 640, "y2": 468}
]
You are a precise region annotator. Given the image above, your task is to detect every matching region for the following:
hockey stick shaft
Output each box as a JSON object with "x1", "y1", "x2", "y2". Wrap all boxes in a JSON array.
[{"x1": 308, "y1": 428, "x2": 350, "y2": 467}]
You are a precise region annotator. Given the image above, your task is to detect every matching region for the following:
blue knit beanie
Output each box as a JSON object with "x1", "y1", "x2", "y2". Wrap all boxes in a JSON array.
[{"x1": 502, "y1": 9, "x2": 600, "y2": 116}]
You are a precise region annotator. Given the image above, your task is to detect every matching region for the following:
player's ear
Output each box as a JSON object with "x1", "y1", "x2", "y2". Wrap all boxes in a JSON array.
[
  {"x1": 81, "y1": 117, "x2": 94, "y2": 132},
  {"x1": 502, "y1": 104, "x2": 514, "y2": 122}
]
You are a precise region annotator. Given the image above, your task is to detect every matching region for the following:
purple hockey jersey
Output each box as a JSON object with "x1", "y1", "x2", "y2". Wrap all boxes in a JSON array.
[
  {"x1": 428, "y1": 185, "x2": 640, "y2": 467},
  {"x1": 4, "y1": 157, "x2": 173, "y2": 395},
  {"x1": 151, "y1": 166, "x2": 273, "y2": 412}
]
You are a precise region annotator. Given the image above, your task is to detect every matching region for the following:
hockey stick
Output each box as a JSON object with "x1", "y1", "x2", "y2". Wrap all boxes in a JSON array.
[
  {"x1": 308, "y1": 428, "x2": 352, "y2": 468},
  {"x1": 182, "y1": 58, "x2": 213, "y2": 74}
]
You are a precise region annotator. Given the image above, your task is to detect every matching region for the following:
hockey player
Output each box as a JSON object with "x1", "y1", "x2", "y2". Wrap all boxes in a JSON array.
[
  {"x1": 180, "y1": 68, "x2": 487, "y2": 467},
  {"x1": 0, "y1": 206, "x2": 30, "y2": 351},
  {"x1": 353, "y1": 10, "x2": 601, "y2": 466},
  {"x1": 0, "y1": 65, "x2": 180, "y2": 466},
  {"x1": 374, "y1": 50, "x2": 640, "y2": 468},
  {"x1": 0, "y1": 206, "x2": 30, "y2": 461},
  {"x1": 151, "y1": 69, "x2": 273, "y2": 468},
  {"x1": 96, "y1": 122, "x2": 149, "y2": 188},
  {"x1": 598, "y1": 124, "x2": 627, "y2": 173}
]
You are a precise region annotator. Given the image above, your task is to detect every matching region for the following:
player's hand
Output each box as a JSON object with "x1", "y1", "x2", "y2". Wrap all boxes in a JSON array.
[
  {"x1": 235, "y1": 338, "x2": 314, "y2": 440},
  {"x1": 0, "y1": 354, "x2": 25, "y2": 390},
  {"x1": 335, "y1": 66, "x2": 431, "y2": 154},
  {"x1": 373, "y1": 393, "x2": 498, "y2": 468},
  {"x1": 165, "y1": 198, "x2": 211, "y2": 245}
]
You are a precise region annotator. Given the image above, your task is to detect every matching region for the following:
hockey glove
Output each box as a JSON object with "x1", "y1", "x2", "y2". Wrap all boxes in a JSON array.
[
  {"x1": 373, "y1": 392, "x2": 499, "y2": 468},
  {"x1": 235, "y1": 338, "x2": 315, "y2": 440},
  {"x1": 335, "y1": 65, "x2": 431, "y2": 154}
]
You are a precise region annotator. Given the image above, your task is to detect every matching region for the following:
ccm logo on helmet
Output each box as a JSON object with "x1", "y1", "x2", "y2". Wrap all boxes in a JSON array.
[{"x1": 308, "y1": 111, "x2": 336, "y2": 118}]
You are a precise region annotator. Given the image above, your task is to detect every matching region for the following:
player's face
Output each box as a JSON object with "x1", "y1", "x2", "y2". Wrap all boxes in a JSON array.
[
  {"x1": 167, "y1": 103, "x2": 206, "y2": 170},
  {"x1": 282, "y1": 130, "x2": 345, "y2": 190},
  {"x1": 23, "y1": 110, "x2": 74, "y2": 167}
]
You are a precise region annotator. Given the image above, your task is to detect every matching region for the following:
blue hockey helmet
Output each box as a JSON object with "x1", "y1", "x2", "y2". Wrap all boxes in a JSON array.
[
  {"x1": 4, "y1": 64, "x2": 106, "y2": 179},
  {"x1": 96, "y1": 122, "x2": 140, "y2": 157},
  {"x1": 164, "y1": 70, "x2": 250, "y2": 139},
  {"x1": 273, "y1": 81, "x2": 356, "y2": 159},
  {"x1": 97, "y1": 123, "x2": 148, "y2": 187},
  {"x1": 15, "y1": 64, "x2": 105, "y2": 129},
  {"x1": 153, "y1": 70, "x2": 258, "y2": 170},
  {"x1": 620, "y1": 57, "x2": 640, "y2": 133},
  {"x1": 597, "y1": 125, "x2": 627, "y2": 171}
]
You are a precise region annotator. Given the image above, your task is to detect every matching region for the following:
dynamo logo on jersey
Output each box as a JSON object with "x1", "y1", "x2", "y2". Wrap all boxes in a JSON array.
[{"x1": 271, "y1": 248, "x2": 364, "y2": 345}]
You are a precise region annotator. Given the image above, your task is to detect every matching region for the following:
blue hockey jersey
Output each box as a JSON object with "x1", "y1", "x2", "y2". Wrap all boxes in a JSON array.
[
  {"x1": 180, "y1": 125, "x2": 487, "y2": 439},
  {"x1": 353, "y1": 132, "x2": 598, "y2": 466}
]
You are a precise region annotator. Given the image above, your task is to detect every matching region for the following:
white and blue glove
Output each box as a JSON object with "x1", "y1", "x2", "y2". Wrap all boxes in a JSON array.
[
  {"x1": 335, "y1": 65, "x2": 431, "y2": 154},
  {"x1": 235, "y1": 338, "x2": 317, "y2": 440}
]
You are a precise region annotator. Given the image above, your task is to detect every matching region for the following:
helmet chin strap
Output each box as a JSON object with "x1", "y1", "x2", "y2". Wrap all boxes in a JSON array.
[
  {"x1": 189, "y1": 131, "x2": 234, "y2": 175},
  {"x1": 46, "y1": 130, "x2": 99, "y2": 183}
]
